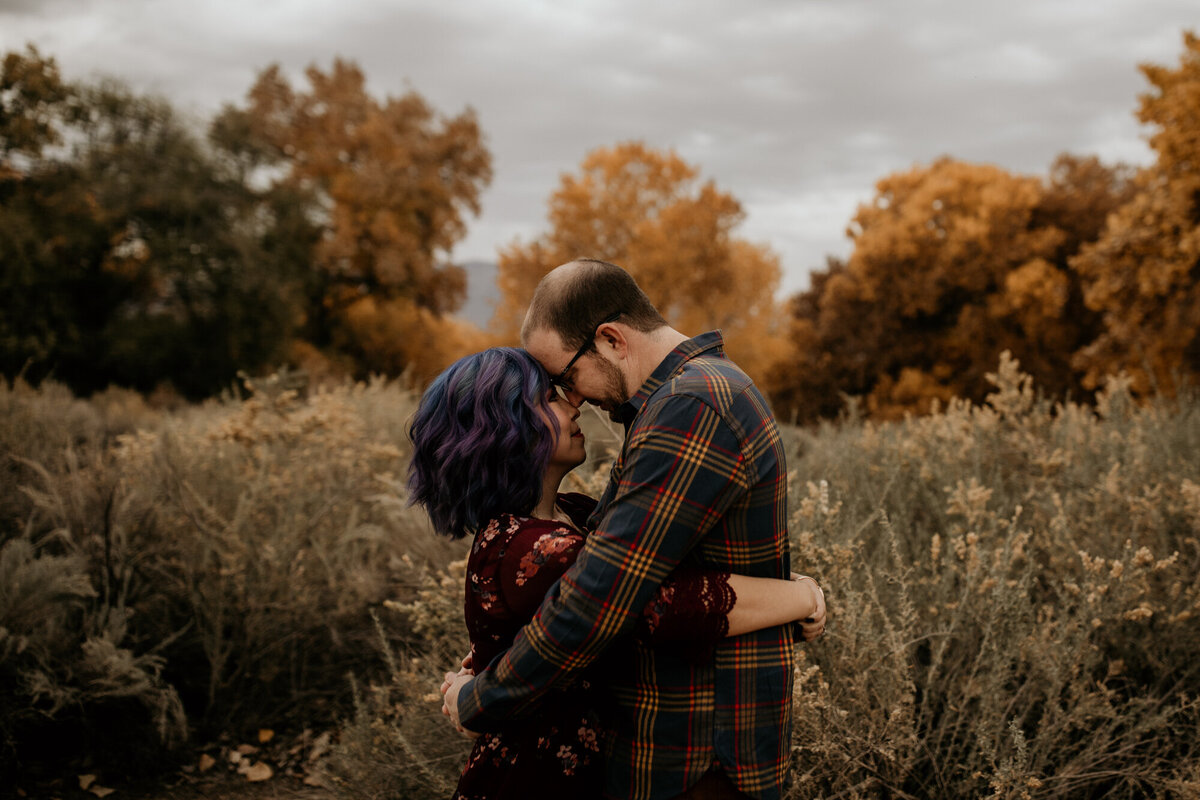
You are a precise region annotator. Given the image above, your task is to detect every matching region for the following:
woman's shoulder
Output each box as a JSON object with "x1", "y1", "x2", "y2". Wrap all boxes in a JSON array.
[
  {"x1": 471, "y1": 512, "x2": 574, "y2": 553},
  {"x1": 472, "y1": 513, "x2": 526, "y2": 549}
]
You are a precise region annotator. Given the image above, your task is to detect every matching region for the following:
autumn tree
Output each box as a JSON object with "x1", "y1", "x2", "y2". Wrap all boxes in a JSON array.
[
  {"x1": 0, "y1": 45, "x2": 71, "y2": 174},
  {"x1": 215, "y1": 60, "x2": 494, "y2": 382},
  {"x1": 494, "y1": 142, "x2": 787, "y2": 390},
  {"x1": 772, "y1": 156, "x2": 1132, "y2": 422},
  {"x1": 1071, "y1": 31, "x2": 1200, "y2": 395}
]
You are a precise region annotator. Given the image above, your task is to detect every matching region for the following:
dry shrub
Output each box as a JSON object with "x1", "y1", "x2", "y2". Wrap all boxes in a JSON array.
[
  {"x1": 100, "y1": 376, "x2": 461, "y2": 730},
  {"x1": 0, "y1": 374, "x2": 464, "y2": 779},
  {"x1": 6, "y1": 355, "x2": 1199, "y2": 797},
  {"x1": 329, "y1": 354, "x2": 1200, "y2": 799},
  {"x1": 787, "y1": 353, "x2": 1200, "y2": 798},
  {"x1": 320, "y1": 567, "x2": 473, "y2": 800},
  {"x1": 1, "y1": 458, "x2": 187, "y2": 777},
  {"x1": 0, "y1": 378, "x2": 105, "y2": 530}
]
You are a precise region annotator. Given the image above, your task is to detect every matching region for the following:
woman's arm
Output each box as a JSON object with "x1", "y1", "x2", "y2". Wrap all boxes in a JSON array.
[
  {"x1": 725, "y1": 573, "x2": 826, "y2": 639},
  {"x1": 641, "y1": 571, "x2": 827, "y2": 655}
]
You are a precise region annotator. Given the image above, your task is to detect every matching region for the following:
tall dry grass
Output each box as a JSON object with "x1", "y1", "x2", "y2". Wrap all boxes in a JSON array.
[
  {"x1": 327, "y1": 354, "x2": 1200, "y2": 799},
  {"x1": 784, "y1": 354, "x2": 1200, "y2": 798},
  {"x1": 3, "y1": 353, "x2": 1198, "y2": 798},
  {"x1": 1, "y1": 373, "x2": 465, "y2": 780}
]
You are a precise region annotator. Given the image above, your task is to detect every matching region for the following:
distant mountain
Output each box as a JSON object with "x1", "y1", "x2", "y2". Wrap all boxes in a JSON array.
[{"x1": 454, "y1": 260, "x2": 501, "y2": 330}]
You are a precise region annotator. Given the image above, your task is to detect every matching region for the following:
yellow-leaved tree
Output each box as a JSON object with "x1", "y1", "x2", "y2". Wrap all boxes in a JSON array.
[
  {"x1": 1071, "y1": 31, "x2": 1200, "y2": 395},
  {"x1": 494, "y1": 142, "x2": 788, "y2": 392},
  {"x1": 770, "y1": 155, "x2": 1132, "y2": 422},
  {"x1": 214, "y1": 59, "x2": 495, "y2": 384}
]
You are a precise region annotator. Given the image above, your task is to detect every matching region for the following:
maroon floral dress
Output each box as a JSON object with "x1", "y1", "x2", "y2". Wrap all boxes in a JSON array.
[{"x1": 452, "y1": 493, "x2": 735, "y2": 800}]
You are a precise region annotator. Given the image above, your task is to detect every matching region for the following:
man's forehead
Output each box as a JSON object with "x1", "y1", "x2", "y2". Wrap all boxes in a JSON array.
[{"x1": 524, "y1": 327, "x2": 570, "y2": 365}]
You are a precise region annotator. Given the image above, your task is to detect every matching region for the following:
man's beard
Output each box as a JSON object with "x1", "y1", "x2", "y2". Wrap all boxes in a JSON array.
[{"x1": 595, "y1": 356, "x2": 630, "y2": 420}]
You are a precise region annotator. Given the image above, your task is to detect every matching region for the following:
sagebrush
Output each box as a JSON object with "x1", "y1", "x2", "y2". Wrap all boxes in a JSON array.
[{"x1": 3, "y1": 355, "x2": 1198, "y2": 798}]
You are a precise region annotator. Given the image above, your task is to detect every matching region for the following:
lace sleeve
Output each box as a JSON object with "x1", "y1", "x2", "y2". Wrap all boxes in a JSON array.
[{"x1": 638, "y1": 569, "x2": 736, "y2": 661}]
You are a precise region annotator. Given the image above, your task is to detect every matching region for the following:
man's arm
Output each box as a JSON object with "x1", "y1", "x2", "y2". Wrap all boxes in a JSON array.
[{"x1": 455, "y1": 395, "x2": 748, "y2": 731}]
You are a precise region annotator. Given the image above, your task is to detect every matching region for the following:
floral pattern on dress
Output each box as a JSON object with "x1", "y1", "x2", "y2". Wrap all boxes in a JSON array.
[
  {"x1": 514, "y1": 530, "x2": 580, "y2": 586},
  {"x1": 452, "y1": 493, "x2": 735, "y2": 800},
  {"x1": 454, "y1": 496, "x2": 601, "y2": 800}
]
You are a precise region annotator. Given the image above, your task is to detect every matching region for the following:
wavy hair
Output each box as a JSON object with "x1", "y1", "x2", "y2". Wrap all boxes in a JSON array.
[{"x1": 407, "y1": 347, "x2": 557, "y2": 539}]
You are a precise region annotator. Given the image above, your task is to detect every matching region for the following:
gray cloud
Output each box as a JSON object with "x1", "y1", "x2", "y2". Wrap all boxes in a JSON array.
[{"x1": 2, "y1": 0, "x2": 1197, "y2": 296}]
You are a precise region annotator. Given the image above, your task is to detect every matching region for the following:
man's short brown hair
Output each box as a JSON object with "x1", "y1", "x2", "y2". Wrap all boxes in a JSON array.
[{"x1": 521, "y1": 259, "x2": 667, "y2": 349}]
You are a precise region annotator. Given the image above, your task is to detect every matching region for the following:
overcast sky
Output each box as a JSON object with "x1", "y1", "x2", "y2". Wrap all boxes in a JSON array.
[{"x1": 2, "y1": 0, "x2": 1197, "y2": 297}]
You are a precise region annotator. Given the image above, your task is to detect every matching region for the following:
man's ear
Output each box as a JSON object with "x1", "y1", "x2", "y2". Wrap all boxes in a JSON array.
[{"x1": 595, "y1": 322, "x2": 628, "y2": 358}]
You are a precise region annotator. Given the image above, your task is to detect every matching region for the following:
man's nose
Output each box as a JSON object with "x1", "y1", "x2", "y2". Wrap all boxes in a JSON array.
[{"x1": 564, "y1": 388, "x2": 585, "y2": 408}]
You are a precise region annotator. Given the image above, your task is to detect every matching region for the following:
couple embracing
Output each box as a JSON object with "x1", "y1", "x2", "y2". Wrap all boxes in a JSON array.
[{"x1": 408, "y1": 258, "x2": 827, "y2": 800}]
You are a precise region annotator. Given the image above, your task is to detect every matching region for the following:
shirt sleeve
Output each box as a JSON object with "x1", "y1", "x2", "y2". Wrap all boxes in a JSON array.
[{"x1": 458, "y1": 395, "x2": 748, "y2": 729}]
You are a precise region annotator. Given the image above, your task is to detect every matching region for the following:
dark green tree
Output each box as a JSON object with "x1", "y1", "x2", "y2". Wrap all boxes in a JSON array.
[{"x1": 2, "y1": 52, "x2": 320, "y2": 398}]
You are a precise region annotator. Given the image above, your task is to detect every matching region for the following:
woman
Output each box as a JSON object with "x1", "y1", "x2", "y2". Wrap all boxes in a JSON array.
[{"x1": 407, "y1": 348, "x2": 824, "y2": 800}]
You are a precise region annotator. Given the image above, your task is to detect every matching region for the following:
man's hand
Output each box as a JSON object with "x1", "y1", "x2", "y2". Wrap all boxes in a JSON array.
[
  {"x1": 791, "y1": 574, "x2": 827, "y2": 641},
  {"x1": 441, "y1": 671, "x2": 480, "y2": 739},
  {"x1": 440, "y1": 651, "x2": 474, "y2": 696}
]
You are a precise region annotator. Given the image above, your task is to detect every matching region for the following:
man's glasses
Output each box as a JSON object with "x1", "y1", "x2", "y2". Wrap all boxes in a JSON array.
[{"x1": 551, "y1": 311, "x2": 621, "y2": 392}]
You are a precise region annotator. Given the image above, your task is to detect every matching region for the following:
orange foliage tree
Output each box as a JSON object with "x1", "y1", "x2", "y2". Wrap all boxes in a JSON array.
[
  {"x1": 1071, "y1": 31, "x2": 1200, "y2": 396},
  {"x1": 0, "y1": 46, "x2": 69, "y2": 175},
  {"x1": 773, "y1": 156, "x2": 1132, "y2": 422},
  {"x1": 494, "y1": 142, "x2": 788, "y2": 391},
  {"x1": 214, "y1": 59, "x2": 494, "y2": 383}
]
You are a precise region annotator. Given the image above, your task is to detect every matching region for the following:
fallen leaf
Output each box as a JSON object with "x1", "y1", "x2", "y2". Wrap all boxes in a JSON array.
[
  {"x1": 236, "y1": 743, "x2": 258, "y2": 756},
  {"x1": 228, "y1": 751, "x2": 243, "y2": 764},
  {"x1": 258, "y1": 728, "x2": 274, "y2": 743},
  {"x1": 198, "y1": 753, "x2": 216, "y2": 772},
  {"x1": 245, "y1": 762, "x2": 273, "y2": 782},
  {"x1": 303, "y1": 773, "x2": 323, "y2": 787},
  {"x1": 308, "y1": 731, "x2": 332, "y2": 762},
  {"x1": 78, "y1": 776, "x2": 97, "y2": 790},
  {"x1": 89, "y1": 786, "x2": 115, "y2": 798}
]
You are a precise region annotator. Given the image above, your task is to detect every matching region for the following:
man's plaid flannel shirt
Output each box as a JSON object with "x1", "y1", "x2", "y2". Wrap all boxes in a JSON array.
[{"x1": 458, "y1": 331, "x2": 794, "y2": 800}]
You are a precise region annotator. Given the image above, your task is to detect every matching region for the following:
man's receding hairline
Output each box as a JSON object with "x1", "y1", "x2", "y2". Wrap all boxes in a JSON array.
[
  {"x1": 520, "y1": 262, "x2": 576, "y2": 344},
  {"x1": 522, "y1": 258, "x2": 667, "y2": 349}
]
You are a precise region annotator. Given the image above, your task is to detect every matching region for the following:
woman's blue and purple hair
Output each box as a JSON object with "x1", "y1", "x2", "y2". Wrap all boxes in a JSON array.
[{"x1": 407, "y1": 347, "x2": 558, "y2": 539}]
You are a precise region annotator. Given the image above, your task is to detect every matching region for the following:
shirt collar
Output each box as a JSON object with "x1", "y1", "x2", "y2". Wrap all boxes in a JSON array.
[{"x1": 615, "y1": 331, "x2": 725, "y2": 427}]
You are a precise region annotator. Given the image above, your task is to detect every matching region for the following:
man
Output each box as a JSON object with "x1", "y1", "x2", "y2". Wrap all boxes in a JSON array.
[{"x1": 445, "y1": 259, "x2": 813, "y2": 799}]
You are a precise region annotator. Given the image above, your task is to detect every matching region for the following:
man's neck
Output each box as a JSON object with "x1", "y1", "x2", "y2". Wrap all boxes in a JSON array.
[{"x1": 628, "y1": 327, "x2": 688, "y2": 389}]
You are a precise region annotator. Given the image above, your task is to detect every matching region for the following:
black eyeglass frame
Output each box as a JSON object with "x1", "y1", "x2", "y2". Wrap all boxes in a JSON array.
[{"x1": 550, "y1": 311, "x2": 621, "y2": 391}]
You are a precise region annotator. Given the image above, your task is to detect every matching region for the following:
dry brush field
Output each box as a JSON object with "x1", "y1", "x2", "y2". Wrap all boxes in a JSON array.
[{"x1": 2, "y1": 355, "x2": 1199, "y2": 799}]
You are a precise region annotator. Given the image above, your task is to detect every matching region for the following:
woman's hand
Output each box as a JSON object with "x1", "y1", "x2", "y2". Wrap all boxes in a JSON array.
[
  {"x1": 791, "y1": 573, "x2": 827, "y2": 641},
  {"x1": 440, "y1": 651, "x2": 480, "y2": 738}
]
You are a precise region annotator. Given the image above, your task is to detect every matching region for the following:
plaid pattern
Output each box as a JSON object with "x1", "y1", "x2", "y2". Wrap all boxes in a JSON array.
[{"x1": 459, "y1": 332, "x2": 793, "y2": 800}]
